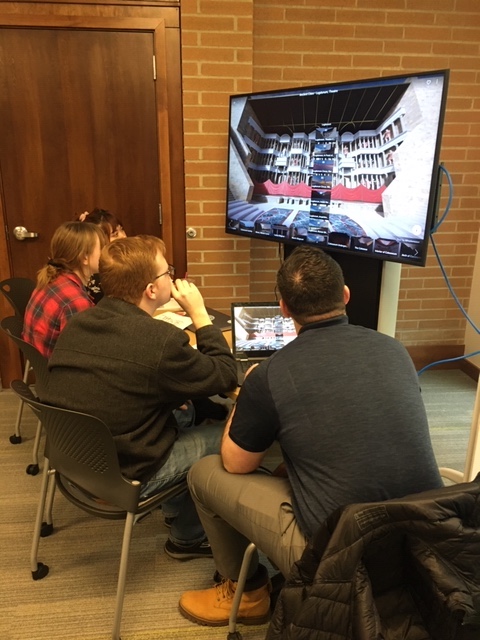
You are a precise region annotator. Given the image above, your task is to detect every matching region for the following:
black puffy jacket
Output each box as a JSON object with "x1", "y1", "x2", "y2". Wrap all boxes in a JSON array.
[{"x1": 267, "y1": 476, "x2": 480, "y2": 640}]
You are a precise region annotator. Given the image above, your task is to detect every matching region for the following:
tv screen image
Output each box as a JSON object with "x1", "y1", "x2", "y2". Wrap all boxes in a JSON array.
[{"x1": 225, "y1": 69, "x2": 449, "y2": 266}]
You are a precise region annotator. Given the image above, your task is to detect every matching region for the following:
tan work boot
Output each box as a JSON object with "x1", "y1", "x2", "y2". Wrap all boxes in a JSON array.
[{"x1": 179, "y1": 578, "x2": 271, "y2": 627}]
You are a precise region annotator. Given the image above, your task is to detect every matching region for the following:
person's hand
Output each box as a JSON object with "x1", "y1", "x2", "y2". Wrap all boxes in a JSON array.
[{"x1": 170, "y1": 278, "x2": 212, "y2": 330}]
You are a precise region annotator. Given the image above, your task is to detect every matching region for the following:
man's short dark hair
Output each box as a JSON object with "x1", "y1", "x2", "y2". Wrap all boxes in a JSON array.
[{"x1": 276, "y1": 246, "x2": 345, "y2": 323}]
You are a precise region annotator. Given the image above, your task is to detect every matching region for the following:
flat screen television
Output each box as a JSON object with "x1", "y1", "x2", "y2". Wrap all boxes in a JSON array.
[{"x1": 225, "y1": 69, "x2": 449, "y2": 267}]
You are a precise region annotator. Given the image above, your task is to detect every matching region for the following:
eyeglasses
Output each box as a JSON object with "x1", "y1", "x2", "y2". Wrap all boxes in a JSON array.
[{"x1": 152, "y1": 265, "x2": 176, "y2": 282}]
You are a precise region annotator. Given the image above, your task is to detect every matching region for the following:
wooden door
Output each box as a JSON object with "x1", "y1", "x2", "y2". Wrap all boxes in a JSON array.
[
  {"x1": 0, "y1": 15, "x2": 186, "y2": 385},
  {"x1": 0, "y1": 17, "x2": 182, "y2": 278}
]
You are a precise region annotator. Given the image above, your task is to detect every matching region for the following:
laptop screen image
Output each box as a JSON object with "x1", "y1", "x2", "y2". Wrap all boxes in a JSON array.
[{"x1": 231, "y1": 302, "x2": 297, "y2": 361}]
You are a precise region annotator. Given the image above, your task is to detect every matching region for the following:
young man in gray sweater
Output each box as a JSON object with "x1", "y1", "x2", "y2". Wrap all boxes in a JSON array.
[{"x1": 44, "y1": 235, "x2": 238, "y2": 559}]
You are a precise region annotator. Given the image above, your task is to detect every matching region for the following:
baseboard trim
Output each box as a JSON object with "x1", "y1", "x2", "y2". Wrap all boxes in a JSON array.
[
  {"x1": 459, "y1": 358, "x2": 480, "y2": 382},
  {"x1": 406, "y1": 344, "x2": 478, "y2": 379}
]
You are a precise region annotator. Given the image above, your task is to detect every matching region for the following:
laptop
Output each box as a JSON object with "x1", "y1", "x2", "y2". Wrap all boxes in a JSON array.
[{"x1": 231, "y1": 301, "x2": 297, "y2": 384}]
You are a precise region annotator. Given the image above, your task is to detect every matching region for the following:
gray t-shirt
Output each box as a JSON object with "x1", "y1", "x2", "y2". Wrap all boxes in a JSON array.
[{"x1": 229, "y1": 316, "x2": 442, "y2": 539}]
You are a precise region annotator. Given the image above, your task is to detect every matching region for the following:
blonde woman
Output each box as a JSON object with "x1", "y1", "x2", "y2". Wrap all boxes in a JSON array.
[{"x1": 23, "y1": 221, "x2": 106, "y2": 358}]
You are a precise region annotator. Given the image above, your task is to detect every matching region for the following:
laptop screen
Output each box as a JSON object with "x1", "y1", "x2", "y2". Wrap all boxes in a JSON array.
[{"x1": 231, "y1": 302, "x2": 297, "y2": 359}]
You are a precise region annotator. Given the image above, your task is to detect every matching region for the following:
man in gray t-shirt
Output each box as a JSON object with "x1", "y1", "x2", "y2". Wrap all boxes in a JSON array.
[{"x1": 178, "y1": 246, "x2": 442, "y2": 628}]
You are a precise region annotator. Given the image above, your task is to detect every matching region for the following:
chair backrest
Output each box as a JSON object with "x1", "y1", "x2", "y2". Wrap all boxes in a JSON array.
[
  {"x1": 10, "y1": 379, "x2": 141, "y2": 512},
  {"x1": 0, "y1": 277, "x2": 35, "y2": 318},
  {"x1": 0, "y1": 316, "x2": 49, "y2": 398}
]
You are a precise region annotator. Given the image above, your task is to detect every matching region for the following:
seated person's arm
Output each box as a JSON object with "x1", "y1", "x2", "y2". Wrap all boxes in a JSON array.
[
  {"x1": 221, "y1": 363, "x2": 277, "y2": 474},
  {"x1": 221, "y1": 405, "x2": 266, "y2": 474}
]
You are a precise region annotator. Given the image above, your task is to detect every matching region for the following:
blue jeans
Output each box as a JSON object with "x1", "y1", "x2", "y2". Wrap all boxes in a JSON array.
[{"x1": 140, "y1": 415, "x2": 224, "y2": 546}]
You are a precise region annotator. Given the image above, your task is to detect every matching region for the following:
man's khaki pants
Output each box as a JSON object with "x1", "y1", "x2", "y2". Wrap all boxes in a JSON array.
[{"x1": 188, "y1": 454, "x2": 308, "y2": 580}]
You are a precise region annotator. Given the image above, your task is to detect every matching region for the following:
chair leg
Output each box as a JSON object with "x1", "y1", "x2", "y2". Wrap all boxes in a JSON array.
[
  {"x1": 227, "y1": 542, "x2": 257, "y2": 640},
  {"x1": 9, "y1": 398, "x2": 24, "y2": 444},
  {"x1": 9, "y1": 359, "x2": 31, "y2": 444},
  {"x1": 31, "y1": 459, "x2": 53, "y2": 580},
  {"x1": 111, "y1": 511, "x2": 136, "y2": 640},
  {"x1": 41, "y1": 471, "x2": 56, "y2": 537},
  {"x1": 26, "y1": 419, "x2": 42, "y2": 476}
]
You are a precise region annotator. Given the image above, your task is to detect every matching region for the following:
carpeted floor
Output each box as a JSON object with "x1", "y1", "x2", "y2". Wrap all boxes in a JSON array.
[
  {"x1": 419, "y1": 369, "x2": 477, "y2": 473},
  {"x1": 0, "y1": 369, "x2": 476, "y2": 639}
]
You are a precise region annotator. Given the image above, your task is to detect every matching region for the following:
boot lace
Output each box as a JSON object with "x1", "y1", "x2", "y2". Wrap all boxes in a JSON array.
[{"x1": 215, "y1": 579, "x2": 236, "y2": 602}]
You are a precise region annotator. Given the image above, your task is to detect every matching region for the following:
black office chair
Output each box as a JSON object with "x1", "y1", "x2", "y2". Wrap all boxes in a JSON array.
[
  {"x1": 0, "y1": 276, "x2": 35, "y2": 318},
  {"x1": 1, "y1": 316, "x2": 48, "y2": 474},
  {"x1": 0, "y1": 277, "x2": 36, "y2": 444},
  {"x1": 229, "y1": 478, "x2": 480, "y2": 640},
  {"x1": 227, "y1": 473, "x2": 480, "y2": 640},
  {"x1": 11, "y1": 379, "x2": 189, "y2": 640}
]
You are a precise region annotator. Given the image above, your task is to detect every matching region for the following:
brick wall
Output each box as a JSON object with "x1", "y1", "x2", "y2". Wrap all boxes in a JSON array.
[{"x1": 181, "y1": 0, "x2": 480, "y2": 346}]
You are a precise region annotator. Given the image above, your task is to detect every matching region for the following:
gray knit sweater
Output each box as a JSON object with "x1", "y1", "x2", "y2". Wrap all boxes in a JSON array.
[{"x1": 44, "y1": 296, "x2": 237, "y2": 482}]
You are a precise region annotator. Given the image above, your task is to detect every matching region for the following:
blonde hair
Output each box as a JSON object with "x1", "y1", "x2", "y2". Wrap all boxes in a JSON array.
[
  {"x1": 99, "y1": 235, "x2": 166, "y2": 305},
  {"x1": 36, "y1": 222, "x2": 107, "y2": 288}
]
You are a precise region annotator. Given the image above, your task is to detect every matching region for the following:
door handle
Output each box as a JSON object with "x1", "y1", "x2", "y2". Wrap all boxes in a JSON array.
[{"x1": 13, "y1": 226, "x2": 39, "y2": 241}]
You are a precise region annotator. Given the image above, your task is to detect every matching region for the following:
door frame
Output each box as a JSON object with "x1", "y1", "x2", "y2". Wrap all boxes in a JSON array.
[{"x1": 0, "y1": 14, "x2": 186, "y2": 385}]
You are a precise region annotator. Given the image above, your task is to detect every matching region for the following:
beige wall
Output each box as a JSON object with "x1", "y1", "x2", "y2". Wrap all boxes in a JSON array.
[
  {"x1": 465, "y1": 232, "x2": 480, "y2": 365},
  {"x1": 181, "y1": 0, "x2": 480, "y2": 347}
]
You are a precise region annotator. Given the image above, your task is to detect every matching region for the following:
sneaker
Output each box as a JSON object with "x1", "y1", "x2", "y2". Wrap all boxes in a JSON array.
[
  {"x1": 164, "y1": 538, "x2": 213, "y2": 560},
  {"x1": 179, "y1": 579, "x2": 271, "y2": 627}
]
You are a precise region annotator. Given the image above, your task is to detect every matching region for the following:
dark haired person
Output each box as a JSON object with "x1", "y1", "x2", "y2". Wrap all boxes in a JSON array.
[
  {"x1": 44, "y1": 235, "x2": 237, "y2": 558},
  {"x1": 76, "y1": 207, "x2": 127, "y2": 303},
  {"x1": 23, "y1": 221, "x2": 106, "y2": 358},
  {"x1": 77, "y1": 207, "x2": 126, "y2": 242},
  {"x1": 179, "y1": 245, "x2": 443, "y2": 626}
]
